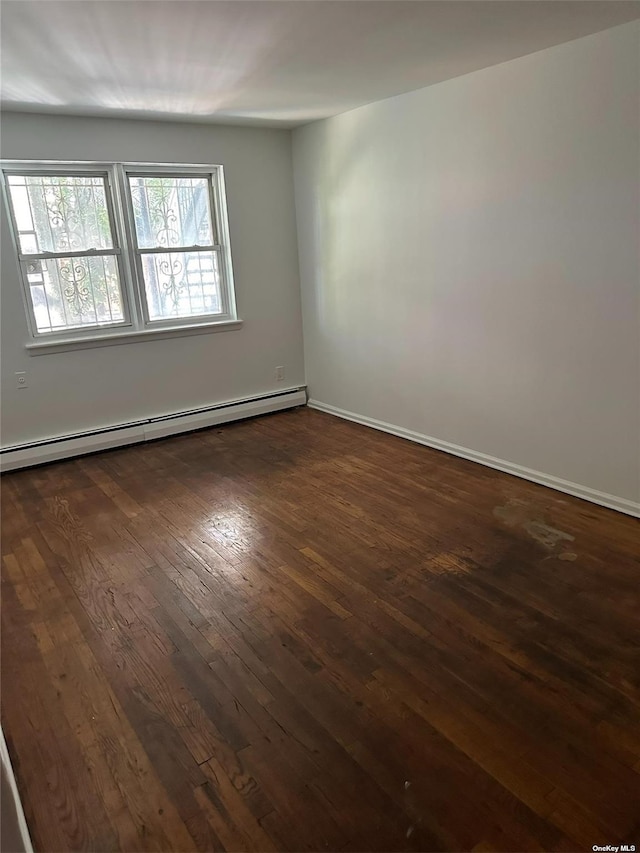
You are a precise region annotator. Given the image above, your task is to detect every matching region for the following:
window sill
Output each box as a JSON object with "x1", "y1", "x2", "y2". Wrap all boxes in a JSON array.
[{"x1": 25, "y1": 319, "x2": 243, "y2": 355}]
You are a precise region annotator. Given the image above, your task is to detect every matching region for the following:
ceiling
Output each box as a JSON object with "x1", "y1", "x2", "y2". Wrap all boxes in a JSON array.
[{"x1": 1, "y1": 1, "x2": 639, "y2": 128}]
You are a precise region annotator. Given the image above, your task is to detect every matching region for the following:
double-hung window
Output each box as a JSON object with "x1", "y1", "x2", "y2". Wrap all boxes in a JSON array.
[
  {"x1": 1, "y1": 162, "x2": 238, "y2": 348},
  {"x1": 4, "y1": 169, "x2": 127, "y2": 335}
]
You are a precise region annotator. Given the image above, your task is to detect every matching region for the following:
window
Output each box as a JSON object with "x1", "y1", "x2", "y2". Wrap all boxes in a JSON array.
[
  {"x1": 1, "y1": 162, "x2": 237, "y2": 347},
  {"x1": 5, "y1": 171, "x2": 127, "y2": 334}
]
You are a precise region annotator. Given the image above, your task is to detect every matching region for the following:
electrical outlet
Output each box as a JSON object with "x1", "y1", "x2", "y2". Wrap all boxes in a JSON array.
[
  {"x1": 275, "y1": 366, "x2": 285, "y2": 381},
  {"x1": 15, "y1": 371, "x2": 27, "y2": 389}
]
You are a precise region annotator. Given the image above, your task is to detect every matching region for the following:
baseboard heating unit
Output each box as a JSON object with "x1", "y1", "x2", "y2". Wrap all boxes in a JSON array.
[{"x1": 1, "y1": 387, "x2": 307, "y2": 472}]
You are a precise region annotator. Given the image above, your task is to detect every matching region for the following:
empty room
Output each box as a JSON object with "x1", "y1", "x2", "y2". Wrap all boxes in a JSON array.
[{"x1": 1, "y1": 1, "x2": 639, "y2": 851}]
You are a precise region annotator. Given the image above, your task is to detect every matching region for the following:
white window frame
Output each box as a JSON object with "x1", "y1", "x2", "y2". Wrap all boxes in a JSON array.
[{"x1": 1, "y1": 160, "x2": 240, "y2": 353}]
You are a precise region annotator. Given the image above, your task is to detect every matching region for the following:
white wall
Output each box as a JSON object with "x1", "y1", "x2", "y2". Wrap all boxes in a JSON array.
[
  {"x1": 1, "y1": 113, "x2": 304, "y2": 445},
  {"x1": 293, "y1": 22, "x2": 640, "y2": 510}
]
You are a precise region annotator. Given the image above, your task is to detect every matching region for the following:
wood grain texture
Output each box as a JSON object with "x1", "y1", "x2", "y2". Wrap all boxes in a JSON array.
[{"x1": 1, "y1": 407, "x2": 639, "y2": 852}]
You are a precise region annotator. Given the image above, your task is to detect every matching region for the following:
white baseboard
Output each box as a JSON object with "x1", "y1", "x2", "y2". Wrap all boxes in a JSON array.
[
  {"x1": 143, "y1": 389, "x2": 304, "y2": 441},
  {"x1": 1, "y1": 388, "x2": 306, "y2": 472},
  {"x1": 308, "y1": 399, "x2": 640, "y2": 519},
  {"x1": 1, "y1": 726, "x2": 34, "y2": 853}
]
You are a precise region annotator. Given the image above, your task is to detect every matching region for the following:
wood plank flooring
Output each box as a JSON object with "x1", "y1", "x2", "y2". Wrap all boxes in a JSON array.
[{"x1": 1, "y1": 407, "x2": 639, "y2": 852}]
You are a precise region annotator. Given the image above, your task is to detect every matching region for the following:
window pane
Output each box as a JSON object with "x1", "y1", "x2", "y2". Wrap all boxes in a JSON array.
[
  {"x1": 8, "y1": 175, "x2": 114, "y2": 254},
  {"x1": 25, "y1": 255, "x2": 125, "y2": 333},
  {"x1": 129, "y1": 176, "x2": 213, "y2": 248},
  {"x1": 141, "y1": 250, "x2": 222, "y2": 320}
]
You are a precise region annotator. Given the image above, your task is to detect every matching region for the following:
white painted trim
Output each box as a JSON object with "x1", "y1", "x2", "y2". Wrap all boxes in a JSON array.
[
  {"x1": 1, "y1": 425, "x2": 147, "y2": 471},
  {"x1": 1, "y1": 726, "x2": 34, "y2": 853},
  {"x1": 144, "y1": 389, "x2": 306, "y2": 440},
  {"x1": 25, "y1": 319, "x2": 243, "y2": 355},
  {"x1": 308, "y1": 399, "x2": 640, "y2": 519},
  {"x1": 0, "y1": 388, "x2": 306, "y2": 472}
]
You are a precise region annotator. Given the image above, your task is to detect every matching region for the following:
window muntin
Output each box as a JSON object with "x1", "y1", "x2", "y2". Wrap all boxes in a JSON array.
[
  {"x1": 5, "y1": 170, "x2": 127, "y2": 334},
  {"x1": 2, "y1": 162, "x2": 237, "y2": 341}
]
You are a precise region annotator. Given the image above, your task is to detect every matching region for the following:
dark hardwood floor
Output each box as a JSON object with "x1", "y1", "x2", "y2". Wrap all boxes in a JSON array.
[{"x1": 1, "y1": 407, "x2": 639, "y2": 852}]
